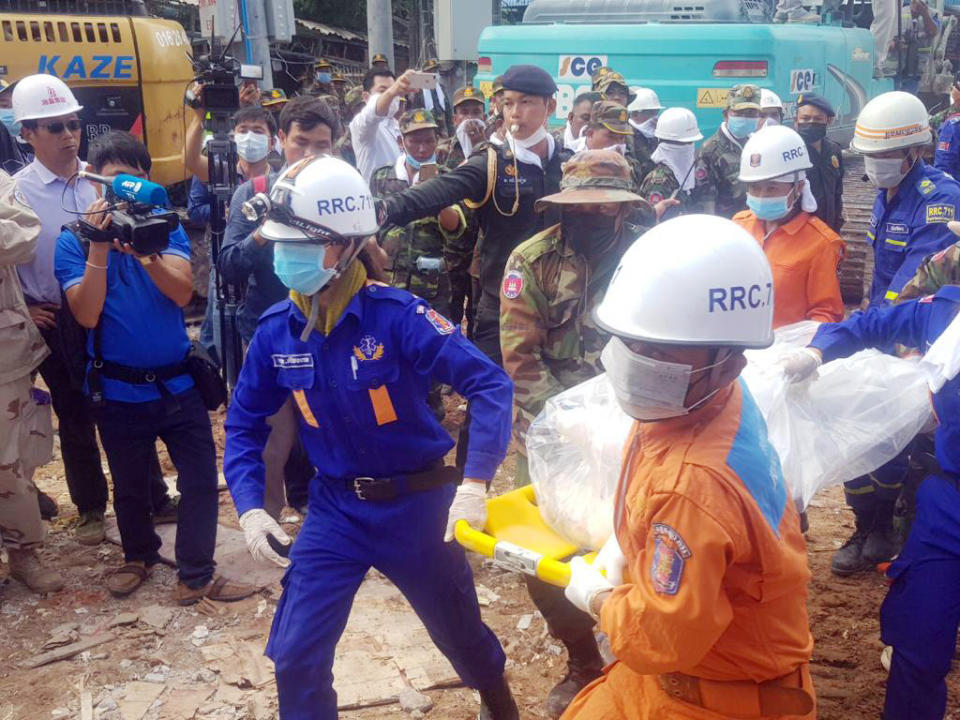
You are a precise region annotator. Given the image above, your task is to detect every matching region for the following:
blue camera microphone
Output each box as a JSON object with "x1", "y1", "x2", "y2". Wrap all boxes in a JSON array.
[{"x1": 79, "y1": 171, "x2": 169, "y2": 206}]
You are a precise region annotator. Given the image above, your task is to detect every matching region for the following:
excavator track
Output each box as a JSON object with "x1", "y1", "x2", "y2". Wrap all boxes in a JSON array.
[{"x1": 838, "y1": 152, "x2": 875, "y2": 304}]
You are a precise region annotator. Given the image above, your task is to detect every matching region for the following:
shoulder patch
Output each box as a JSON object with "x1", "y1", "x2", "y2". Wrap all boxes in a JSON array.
[
  {"x1": 423, "y1": 307, "x2": 455, "y2": 335},
  {"x1": 502, "y1": 269, "x2": 524, "y2": 299},
  {"x1": 650, "y1": 524, "x2": 691, "y2": 596},
  {"x1": 918, "y1": 178, "x2": 937, "y2": 196},
  {"x1": 695, "y1": 167, "x2": 707, "y2": 181},
  {"x1": 648, "y1": 192, "x2": 663, "y2": 204},
  {"x1": 939, "y1": 141, "x2": 951, "y2": 152},
  {"x1": 926, "y1": 204, "x2": 956, "y2": 224}
]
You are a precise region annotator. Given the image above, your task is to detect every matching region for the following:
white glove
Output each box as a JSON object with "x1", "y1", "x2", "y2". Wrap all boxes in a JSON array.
[
  {"x1": 564, "y1": 556, "x2": 614, "y2": 618},
  {"x1": 239, "y1": 509, "x2": 292, "y2": 568},
  {"x1": 781, "y1": 347, "x2": 823, "y2": 383},
  {"x1": 593, "y1": 533, "x2": 627, "y2": 586},
  {"x1": 444, "y1": 481, "x2": 487, "y2": 543}
]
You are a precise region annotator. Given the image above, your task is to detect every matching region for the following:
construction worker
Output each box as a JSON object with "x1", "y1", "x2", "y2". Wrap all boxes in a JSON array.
[
  {"x1": 638, "y1": 107, "x2": 705, "y2": 219},
  {"x1": 499, "y1": 149, "x2": 651, "y2": 717},
  {"x1": 694, "y1": 84, "x2": 762, "y2": 218},
  {"x1": 760, "y1": 89, "x2": 784, "y2": 126},
  {"x1": 734, "y1": 125, "x2": 845, "y2": 328},
  {"x1": 829, "y1": 91, "x2": 960, "y2": 576},
  {"x1": 224, "y1": 155, "x2": 518, "y2": 720},
  {"x1": 437, "y1": 86, "x2": 486, "y2": 169},
  {"x1": 583, "y1": 101, "x2": 648, "y2": 187},
  {"x1": 795, "y1": 93, "x2": 845, "y2": 232},
  {"x1": 781, "y1": 282, "x2": 960, "y2": 720},
  {"x1": 627, "y1": 88, "x2": 663, "y2": 162},
  {"x1": 561, "y1": 214, "x2": 815, "y2": 720}
]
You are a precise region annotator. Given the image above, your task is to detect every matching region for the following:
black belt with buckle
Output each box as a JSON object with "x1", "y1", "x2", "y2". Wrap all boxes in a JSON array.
[{"x1": 346, "y1": 462, "x2": 459, "y2": 501}]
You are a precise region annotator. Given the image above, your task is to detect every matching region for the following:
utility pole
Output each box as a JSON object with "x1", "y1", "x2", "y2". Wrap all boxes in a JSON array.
[
  {"x1": 367, "y1": 0, "x2": 395, "y2": 69},
  {"x1": 492, "y1": 0, "x2": 501, "y2": 24},
  {"x1": 243, "y1": 0, "x2": 274, "y2": 90}
]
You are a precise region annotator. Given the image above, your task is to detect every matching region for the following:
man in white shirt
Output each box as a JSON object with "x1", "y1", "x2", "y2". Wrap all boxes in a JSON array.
[{"x1": 350, "y1": 68, "x2": 415, "y2": 182}]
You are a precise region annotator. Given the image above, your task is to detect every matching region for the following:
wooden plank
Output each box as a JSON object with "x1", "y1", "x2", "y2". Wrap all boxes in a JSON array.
[{"x1": 21, "y1": 633, "x2": 116, "y2": 669}]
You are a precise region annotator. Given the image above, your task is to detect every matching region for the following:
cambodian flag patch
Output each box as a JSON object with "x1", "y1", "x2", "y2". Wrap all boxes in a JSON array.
[
  {"x1": 423, "y1": 307, "x2": 455, "y2": 335},
  {"x1": 650, "y1": 523, "x2": 692, "y2": 596},
  {"x1": 502, "y1": 270, "x2": 524, "y2": 299}
]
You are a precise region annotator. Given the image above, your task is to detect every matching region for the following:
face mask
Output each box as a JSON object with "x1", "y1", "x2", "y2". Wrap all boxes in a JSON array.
[
  {"x1": 316, "y1": 72, "x2": 331, "y2": 84},
  {"x1": 235, "y1": 131, "x2": 270, "y2": 163},
  {"x1": 0, "y1": 108, "x2": 20, "y2": 138},
  {"x1": 796, "y1": 122, "x2": 827, "y2": 143},
  {"x1": 562, "y1": 210, "x2": 619, "y2": 255},
  {"x1": 601, "y1": 337, "x2": 727, "y2": 421},
  {"x1": 402, "y1": 142, "x2": 436, "y2": 171},
  {"x1": 273, "y1": 242, "x2": 337, "y2": 296},
  {"x1": 864, "y1": 155, "x2": 909, "y2": 189},
  {"x1": 762, "y1": 116, "x2": 780, "y2": 128},
  {"x1": 609, "y1": 142, "x2": 628, "y2": 156},
  {"x1": 726, "y1": 115, "x2": 758, "y2": 139},
  {"x1": 746, "y1": 188, "x2": 795, "y2": 221}
]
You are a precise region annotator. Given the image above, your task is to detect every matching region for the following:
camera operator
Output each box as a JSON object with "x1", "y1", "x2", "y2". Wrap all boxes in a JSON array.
[
  {"x1": 12, "y1": 74, "x2": 175, "y2": 546},
  {"x1": 53, "y1": 131, "x2": 255, "y2": 604},
  {"x1": 218, "y1": 95, "x2": 339, "y2": 519}
]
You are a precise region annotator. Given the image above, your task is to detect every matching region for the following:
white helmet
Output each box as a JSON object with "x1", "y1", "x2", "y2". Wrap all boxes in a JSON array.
[
  {"x1": 627, "y1": 87, "x2": 663, "y2": 113},
  {"x1": 259, "y1": 155, "x2": 379, "y2": 243},
  {"x1": 655, "y1": 107, "x2": 702, "y2": 142},
  {"x1": 760, "y1": 89, "x2": 783, "y2": 111},
  {"x1": 12, "y1": 74, "x2": 83, "y2": 123},
  {"x1": 738, "y1": 125, "x2": 812, "y2": 183},
  {"x1": 850, "y1": 91, "x2": 931, "y2": 154},
  {"x1": 595, "y1": 215, "x2": 774, "y2": 348}
]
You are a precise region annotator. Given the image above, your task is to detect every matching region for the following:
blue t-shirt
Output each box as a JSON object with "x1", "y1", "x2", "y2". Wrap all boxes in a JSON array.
[{"x1": 54, "y1": 224, "x2": 195, "y2": 403}]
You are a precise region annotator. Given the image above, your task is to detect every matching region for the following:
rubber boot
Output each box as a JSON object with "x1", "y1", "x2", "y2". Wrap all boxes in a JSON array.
[
  {"x1": 8, "y1": 548, "x2": 64, "y2": 594},
  {"x1": 831, "y1": 506, "x2": 874, "y2": 576},
  {"x1": 863, "y1": 501, "x2": 901, "y2": 564},
  {"x1": 545, "y1": 635, "x2": 605, "y2": 719},
  {"x1": 477, "y1": 676, "x2": 519, "y2": 720}
]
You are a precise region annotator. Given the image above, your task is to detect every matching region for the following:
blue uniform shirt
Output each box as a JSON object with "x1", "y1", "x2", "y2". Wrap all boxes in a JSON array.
[
  {"x1": 224, "y1": 284, "x2": 513, "y2": 516},
  {"x1": 187, "y1": 177, "x2": 212, "y2": 227},
  {"x1": 866, "y1": 161, "x2": 960, "y2": 306},
  {"x1": 810, "y1": 285, "x2": 960, "y2": 478},
  {"x1": 54, "y1": 224, "x2": 194, "y2": 403},
  {"x1": 934, "y1": 114, "x2": 960, "y2": 180}
]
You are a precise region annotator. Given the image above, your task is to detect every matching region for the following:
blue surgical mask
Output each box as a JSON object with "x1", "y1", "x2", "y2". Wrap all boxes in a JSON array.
[
  {"x1": 404, "y1": 151, "x2": 436, "y2": 171},
  {"x1": 727, "y1": 115, "x2": 758, "y2": 139},
  {"x1": 316, "y1": 72, "x2": 332, "y2": 85},
  {"x1": 746, "y1": 191, "x2": 793, "y2": 221},
  {"x1": 0, "y1": 108, "x2": 20, "y2": 138},
  {"x1": 273, "y1": 242, "x2": 337, "y2": 296}
]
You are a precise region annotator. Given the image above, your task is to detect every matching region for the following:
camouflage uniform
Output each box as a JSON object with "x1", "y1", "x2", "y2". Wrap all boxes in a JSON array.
[
  {"x1": 500, "y1": 150, "x2": 646, "y2": 481},
  {"x1": 898, "y1": 240, "x2": 960, "y2": 300},
  {"x1": 335, "y1": 86, "x2": 366, "y2": 169},
  {"x1": 587, "y1": 101, "x2": 648, "y2": 190},
  {"x1": 0, "y1": 171, "x2": 50, "y2": 549},
  {"x1": 693, "y1": 84, "x2": 761, "y2": 218},
  {"x1": 639, "y1": 162, "x2": 707, "y2": 217}
]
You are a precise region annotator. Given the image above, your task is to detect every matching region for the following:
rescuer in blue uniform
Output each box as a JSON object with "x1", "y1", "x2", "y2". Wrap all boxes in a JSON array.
[
  {"x1": 826, "y1": 91, "x2": 960, "y2": 576},
  {"x1": 222, "y1": 155, "x2": 519, "y2": 720},
  {"x1": 783, "y1": 286, "x2": 960, "y2": 720}
]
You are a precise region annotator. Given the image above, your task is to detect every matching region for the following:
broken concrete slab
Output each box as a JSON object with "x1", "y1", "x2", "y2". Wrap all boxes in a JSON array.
[
  {"x1": 108, "y1": 612, "x2": 139, "y2": 629},
  {"x1": 398, "y1": 687, "x2": 433, "y2": 713},
  {"x1": 117, "y1": 681, "x2": 164, "y2": 720},
  {"x1": 138, "y1": 604, "x2": 173, "y2": 630},
  {"x1": 163, "y1": 686, "x2": 215, "y2": 719}
]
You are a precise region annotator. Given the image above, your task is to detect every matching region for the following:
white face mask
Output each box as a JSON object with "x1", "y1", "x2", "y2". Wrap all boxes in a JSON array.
[
  {"x1": 601, "y1": 337, "x2": 728, "y2": 421},
  {"x1": 510, "y1": 123, "x2": 548, "y2": 148},
  {"x1": 864, "y1": 155, "x2": 909, "y2": 189},
  {"x1": 235, "y1": 131, "x2": 270, "y2": 163}
]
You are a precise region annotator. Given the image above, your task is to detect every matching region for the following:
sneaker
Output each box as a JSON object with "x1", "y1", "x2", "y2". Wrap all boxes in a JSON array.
[
  {"x1": 8, "y1": 548, "x2": 64, "y2": 594},
  {"x1": 76, "y1": 510, "x2": 106, "y2": 546}
]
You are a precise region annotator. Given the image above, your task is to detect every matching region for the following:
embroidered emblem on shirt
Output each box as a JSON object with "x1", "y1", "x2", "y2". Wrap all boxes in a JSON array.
[
  {"x1": 648, "y1": 192, "x2": 663, "y2": 204},
  {"x1": 504, "y1": 163, "x2": 517, "y2": 177},
  {"x1": 353, "y1": 335, "x2": 384, "y2": 362},
  {"x1": 831, "y1": 155, "x2": 840, "y2": 169},
  {"x1": 926, "y1": 204, "x2": 956, "y2": 224},
  {"x1": 502, "y1": 269, "x2": 524, "y2": 299},
  {"x1": 424, "y1": 308, "x2": 455, "y2": 335},
  {"x1": 918, "y1": 178, "x2": 936, "y2": 196},
  {"x1": 695, "y1": 167, "x2": 707, "y2": 181},
  {"x1": 939, "y1": 141, "x2": 951, "y2": 151},
  {"x1": 650, "y1": 523, "x2": 692, "y2": 596},
  {"x1": 272, "y1": 353, "x2": 314, "y2": 369}
]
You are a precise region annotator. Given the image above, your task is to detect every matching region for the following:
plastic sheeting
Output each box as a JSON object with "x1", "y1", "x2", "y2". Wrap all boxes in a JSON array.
[{"x1": 526, "y1": 321, "x2": 934, "y2": 550}]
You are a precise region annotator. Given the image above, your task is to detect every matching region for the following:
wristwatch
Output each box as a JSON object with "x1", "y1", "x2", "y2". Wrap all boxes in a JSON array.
[{"x1": 138, "y1": 253, "x2": 160, "y2": 266}]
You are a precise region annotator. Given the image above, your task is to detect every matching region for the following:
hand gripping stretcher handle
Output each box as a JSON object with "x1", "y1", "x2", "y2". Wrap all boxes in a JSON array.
[{"x1": 454, "y1": 519, "x2": 575, "y2": 588}]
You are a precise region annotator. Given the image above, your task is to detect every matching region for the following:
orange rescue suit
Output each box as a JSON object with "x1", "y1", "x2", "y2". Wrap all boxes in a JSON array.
[
  {"x1": 563, "y1": 380, "x2": 815, "y2": 720},
  {"x1": 734, "y1": 210, "x2": 845, "y2": 329}
]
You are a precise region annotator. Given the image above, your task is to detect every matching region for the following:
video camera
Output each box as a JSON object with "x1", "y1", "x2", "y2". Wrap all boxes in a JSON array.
[
  {"x1": 186, "y1": 34, "x2": 263, "y2": 112},
  {"x1": 75, "y1": 172, "x2": 179, "y2": 256}
]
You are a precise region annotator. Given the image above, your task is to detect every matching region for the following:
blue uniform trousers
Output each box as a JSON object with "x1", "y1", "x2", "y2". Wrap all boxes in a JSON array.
[
  {"x1": 843, "y1": 446, "x2": 913, "y2": 513},
  {"x1": 881, "y1": 473, "x2": 960, "y2": 719},
  {"x1": 266, "y1": 478, "x2": 506, "y2": 720}
]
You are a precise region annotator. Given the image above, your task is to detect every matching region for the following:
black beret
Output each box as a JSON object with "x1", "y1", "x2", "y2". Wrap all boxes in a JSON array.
[
  {"x1": 796, "y1": 93, "x2": 835, "y2": 118},
  {"x1": 501, "y1": 64, "x2": 558, "y2": 97}
]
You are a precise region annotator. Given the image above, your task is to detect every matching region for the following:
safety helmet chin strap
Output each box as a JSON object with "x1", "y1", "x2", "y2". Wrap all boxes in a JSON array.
[{"x1": 297, "y1": 235, "x2": 368, "y2": 343}]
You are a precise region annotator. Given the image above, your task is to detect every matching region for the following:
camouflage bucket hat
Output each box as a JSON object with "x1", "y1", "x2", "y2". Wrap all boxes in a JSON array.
[
  {"x1": 727, "y1": 84, "x2": 762, "y2": 111},
  {"x1": 590, "y1": 66, "x2": 614, "y2": 90},
  {"x1": 535, "y1": 149, "x2": 644, "y2": 211},
  {"x1": 344, "y1": 85, "x2": 365, "y2": 110},
  {"x1": 591, "y1": 100, "x2": 632, "y2": 135},
  {"x1": 399, "y1": 108, "x2": 439, "y2": 134},
  {"x1": 595, "y1": 71, "x2": 636, "y2": 105}
]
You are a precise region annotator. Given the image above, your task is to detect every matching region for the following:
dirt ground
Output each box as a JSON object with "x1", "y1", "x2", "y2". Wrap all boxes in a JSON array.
[{"x1": 2, "y1": 394, "x2": 959, "y2": 720}]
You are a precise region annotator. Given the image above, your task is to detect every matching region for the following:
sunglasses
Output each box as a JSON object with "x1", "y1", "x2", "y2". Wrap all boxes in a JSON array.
[{"x1": 39, "y1": 119, "x2": 81, "y2": 134}]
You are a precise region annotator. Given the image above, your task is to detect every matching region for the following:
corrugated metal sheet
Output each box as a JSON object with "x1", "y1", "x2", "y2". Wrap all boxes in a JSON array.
[{"x1": 295, "y1": 18, "x2": 365, "y2": 42}]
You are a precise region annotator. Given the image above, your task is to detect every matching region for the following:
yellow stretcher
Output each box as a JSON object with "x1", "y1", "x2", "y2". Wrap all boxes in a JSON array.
[{"x1": 454, "y1": 485, "x2": 595, "y2": 588}]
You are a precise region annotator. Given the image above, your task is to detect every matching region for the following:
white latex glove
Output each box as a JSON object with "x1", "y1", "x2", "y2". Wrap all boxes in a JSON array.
[
  {"x1": 593, "y1": 533, "x2": 627, "y2": 585},
  {"x1": 444, "y1": 481, "x2": 487, "y2": 542},
  {"x1": 239, "y1": 508, "x2": 292, "y2": 568},
  {"x1": 564, "y1": 556, "x2": 614, "y2": 618},
  {"x1": 781, "y1": 347, "x2": 823, "y2": 383}
]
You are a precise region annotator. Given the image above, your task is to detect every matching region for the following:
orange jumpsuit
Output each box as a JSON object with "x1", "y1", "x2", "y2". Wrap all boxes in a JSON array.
[
  {"x1": 734, "y1": 210, "x2": 845, "y2": 329},
  {"x1": 562, "y1": 380, "x2": 815, "y2": 720}
]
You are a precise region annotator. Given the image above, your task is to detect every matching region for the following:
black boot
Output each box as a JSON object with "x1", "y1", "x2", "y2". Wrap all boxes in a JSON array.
[
  {"x1": 863, "y1": 501, "x2": 901, "y2": 564},
  {"x1": 545, "y1": 635, "x2": 604, "y2": 719},
  {"x1": 831, "y1": 506, "x2": 874, "y2": 576},
  {"x1": 478, "y1": 676, "x2": 519, "y2": 720}
]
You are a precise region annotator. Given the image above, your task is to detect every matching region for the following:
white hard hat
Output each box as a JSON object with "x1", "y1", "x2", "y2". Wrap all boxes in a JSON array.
[
  {"x1": 654, "y1": 107, "x2": 702, "y2": 142},
  {"x1": 627, "y1": 87, "x2": 663, "y2": 113},
  {"x1": 850, "y1": 91, "x2": 931, "y2": 154},
  {"x1": 738, "y1": 125, "x2": 812, "y2": 183},
  {"x1": 760, "y1": 89, "x2": 783, "y2": 111},
  {"x1": 260, "y1": 155, "x2": 379, "y2": 243},
  {"x1": 12, "y1": 74, "x2": 83, "y2": 123},
  {"x1": 595, "y1": 215, "x2": 774, "y2": 348}
]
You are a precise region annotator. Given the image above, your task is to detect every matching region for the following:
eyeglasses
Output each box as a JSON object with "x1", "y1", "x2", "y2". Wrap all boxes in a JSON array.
[{"x1": 39, "y1": 119, "x2": 81, "y2": 134}]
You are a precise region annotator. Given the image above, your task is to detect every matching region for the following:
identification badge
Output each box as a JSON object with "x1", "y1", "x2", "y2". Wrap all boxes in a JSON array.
[
  {"x1": 272, "y1": 353, "x2": 314, "y2": 369},
  {"x1": 926, "y1": 204, "x2": 956, "y2": 224},
  {"x1": 649, "y1": 523, "x2": 692, "y2": 596}
]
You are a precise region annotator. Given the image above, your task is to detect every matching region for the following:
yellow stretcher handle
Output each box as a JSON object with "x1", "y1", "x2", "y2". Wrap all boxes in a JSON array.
[{"x1": 455, "y1": 519, "x2": 574, "y2": 587}]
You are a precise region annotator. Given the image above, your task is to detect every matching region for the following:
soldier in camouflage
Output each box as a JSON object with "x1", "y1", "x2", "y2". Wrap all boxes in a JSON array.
[
  {"x1": 899, "y1": 220, "x2": 960, "y2": 299},
  {"x1": 500, "y1": 149, "x2": 649, "y2": 718},
  {"x1": 437, "y1": 86, "x2": 487, "y2": 169},
  {"x1": 693, "y1": 83, "x2": 763, "y2": 217},
  {"x1": 551, "y1": 91, "x2": 601, "y2": 152},
  {"x1": 638, "y1": 107, "x2": 706, "y2": 219},
  {"x1": 582, "y1": 101, "x2": 650, "y2": 189},
  {"x1": 334, "y1": 85, "x2": 366, "y2": 169}
]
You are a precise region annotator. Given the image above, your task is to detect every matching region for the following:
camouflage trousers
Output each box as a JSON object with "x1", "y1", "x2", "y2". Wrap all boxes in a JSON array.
[{"x1": 0, "y1": 375, "x2": 45, "y2": 549}]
